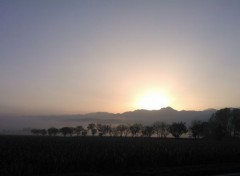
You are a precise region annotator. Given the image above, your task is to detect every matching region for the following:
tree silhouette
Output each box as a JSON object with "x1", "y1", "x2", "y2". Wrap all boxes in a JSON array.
[
  {"x1": 40, "y1": 129, "x2": 47, "y2": 136},
  {"x1": 209, "y1": 108, "x2": 231, "y2": 139},
  {"x1": 209, "y1": 108, "x2": 240, "y2": 139},
  {"x1": 47, "y1": 127, "x2": 59, "y2": 136},
  {"x1": 123, "y1": 125, "x2": 130, "y2": 137},
  {"x1": 129, "y1": 123, "x2": 143, "y2": 137},
  {"x1": 59, "y1": 127, "x2": 73, "y2": 137},
  {"x1": 91, "y1": 129, "x2": 97, "y2": 136},
  {"x1": 142, "y1": 125, "x2": 155, "y2": 137},
  {"x1": 75, "y1": 126, "x2": 84, "y2": 136},
  {"x1": 87, "y1": 123, "x2": 97, "y2": 136},
  {"x1": 31, "y1": 129, "x2": 39, "y2": 135},
  {"x1": 96, "y1": 124, "x2": 103, "y2": 136},
  {"x1": 169, "y1": 122, "x2": 187, "y2": 138},
  {"x1": 96, "y1": 124, "x2": 106, "y2": 136},
  {"x1": 189, "y1": 120, "x2": 205, "y2": 139},
  {"x1": 82, "y1": 129, "x2": 88, "y2": 136},
  {"x1": 97, "y1": 124, "x2": 112, "y2": 136},
  {"x1": 231, "y1": 108, "x2": 240, "y2": 137},
  {"x1": 31, "y1": 129, "x2": 47, "y2": 136},
  {"x1": 153, "y1": 121, "x2": 169, "y2": 138},
  {"x1": 116, "y1": 124, "x2": 129, "y2": 137},
  {"x1": 104, "y1": 125, "x2": 112, "y2": 136},
  {"x1": 111, "y1": 127, "x2": 120, "y2": 137}
]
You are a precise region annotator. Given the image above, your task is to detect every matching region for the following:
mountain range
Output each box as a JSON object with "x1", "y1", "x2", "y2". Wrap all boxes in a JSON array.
[{"x1": 0, "y1": 107, "x2": 216, "y2": 131}]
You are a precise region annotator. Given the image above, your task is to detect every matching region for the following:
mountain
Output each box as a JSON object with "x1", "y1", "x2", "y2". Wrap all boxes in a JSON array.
[
  {"x1": 118, "y1": 107, "x2": 215, "y2": 124},
  {"x1": 0, "y1": 107, "x2": 216, "y2": 131}
]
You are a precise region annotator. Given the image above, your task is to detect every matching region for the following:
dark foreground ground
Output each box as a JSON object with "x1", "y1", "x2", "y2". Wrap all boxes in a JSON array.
[{"x1": 0, "y1": 136, "x2": 240, "y2": 176}]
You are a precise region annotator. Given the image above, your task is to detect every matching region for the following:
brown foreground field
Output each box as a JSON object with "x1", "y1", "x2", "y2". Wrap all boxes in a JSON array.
[{"x1": 0, "y1": 136, "x2": 240, "y2": 176}]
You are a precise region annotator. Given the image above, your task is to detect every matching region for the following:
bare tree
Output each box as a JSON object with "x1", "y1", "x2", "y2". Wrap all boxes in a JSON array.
[
  {"x1": 129, "y1": 123, "x2": 143, "y2": 137},
  {"x1": 97, "y1": 124, "x2": 112, "y2": 136},
  {"x1": 153, "y1": 121, "x2": 169, "y2": 138},
  {"x1": 116, "y1": 124, "x2": 129, "y2": 137},
  {"x1": 142, "y1": 125, "x2": 155, "y2": 137}
]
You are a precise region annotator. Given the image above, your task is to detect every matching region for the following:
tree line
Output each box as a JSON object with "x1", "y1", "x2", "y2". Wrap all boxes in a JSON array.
[{"x1": 31, "y1": 108, "x2": 240, "y2": 139}]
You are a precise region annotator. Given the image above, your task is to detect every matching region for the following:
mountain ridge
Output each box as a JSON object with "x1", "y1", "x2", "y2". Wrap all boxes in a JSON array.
[{"x1": 0, "y1": 107, "x2": 217, "y2": 130}]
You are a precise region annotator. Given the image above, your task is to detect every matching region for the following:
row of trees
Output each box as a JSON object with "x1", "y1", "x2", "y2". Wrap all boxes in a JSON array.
[
  {"x1": 31, "y1": 122, "x2": 188, "y2": 138},
  {"x1": 31, "y1": 108, "x2": 240, "y2": 139}
]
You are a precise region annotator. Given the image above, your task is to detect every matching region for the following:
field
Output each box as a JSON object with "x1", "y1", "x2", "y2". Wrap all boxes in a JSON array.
[{"x1": 1, "y1": 136, "x2": 240, "y2": 176}]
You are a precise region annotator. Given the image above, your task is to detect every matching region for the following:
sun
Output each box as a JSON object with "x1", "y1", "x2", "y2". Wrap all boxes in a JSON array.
[{"x1": 135, "y1": 91, "x2": 170, "y2": 110}]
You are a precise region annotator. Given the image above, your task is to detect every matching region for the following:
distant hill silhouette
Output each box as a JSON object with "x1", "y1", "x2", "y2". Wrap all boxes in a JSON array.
[
  {"x1": 0, "y1": 107, "x2": 216, "y2": 130},
  {"x1": 119, "y1": 107, "x2": 215, "y2": 124}
]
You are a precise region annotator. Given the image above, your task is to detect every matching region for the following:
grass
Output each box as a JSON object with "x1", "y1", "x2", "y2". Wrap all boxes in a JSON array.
[{"x1": 0, "y1": 135, "x2": 240, "y2": 176}]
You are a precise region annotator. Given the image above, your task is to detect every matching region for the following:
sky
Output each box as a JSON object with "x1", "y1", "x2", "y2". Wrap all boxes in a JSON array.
[{"x1": 1, "y1": 0, "x2": 240, "y2": 115}]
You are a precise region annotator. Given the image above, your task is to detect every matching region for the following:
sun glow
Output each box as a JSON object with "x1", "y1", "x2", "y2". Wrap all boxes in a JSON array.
[{"x1": 135, "y1": 91, "x2": 170, "y2": 110}]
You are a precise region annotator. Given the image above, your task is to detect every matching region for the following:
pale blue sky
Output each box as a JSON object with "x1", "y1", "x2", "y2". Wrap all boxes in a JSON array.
[{"x1": 1, "y1": 0, "x2": 240, "y2": 115}]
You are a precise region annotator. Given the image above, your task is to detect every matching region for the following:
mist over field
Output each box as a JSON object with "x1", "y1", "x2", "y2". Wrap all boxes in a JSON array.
[{"x1": 0, "y1": 107, "x2": 215, "y2": 132}]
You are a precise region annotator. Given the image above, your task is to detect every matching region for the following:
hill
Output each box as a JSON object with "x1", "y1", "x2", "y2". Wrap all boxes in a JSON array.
[{"x1": 0, "y1": 107, "x2": 216, "y2": 131}]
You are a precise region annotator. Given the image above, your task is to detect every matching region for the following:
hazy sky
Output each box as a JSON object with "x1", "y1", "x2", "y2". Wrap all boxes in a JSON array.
[{"x1": 1, "y1": 0, "x2": 240, "y2": 115}]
